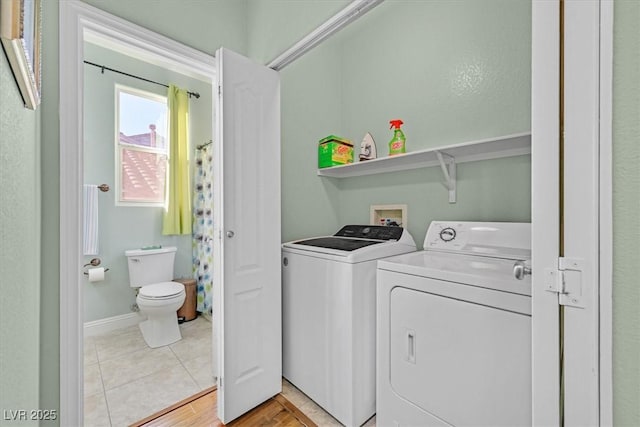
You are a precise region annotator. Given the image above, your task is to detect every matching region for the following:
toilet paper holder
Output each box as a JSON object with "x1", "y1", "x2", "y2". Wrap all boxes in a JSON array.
[{"x1": 83, "y1": 258, "x2": 110, "y2": 275}]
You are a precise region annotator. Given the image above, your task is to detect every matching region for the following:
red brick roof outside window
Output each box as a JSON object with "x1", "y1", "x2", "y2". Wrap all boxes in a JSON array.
[{"x1": 120, "y1": 124, "x2": 168, "y2": 204}]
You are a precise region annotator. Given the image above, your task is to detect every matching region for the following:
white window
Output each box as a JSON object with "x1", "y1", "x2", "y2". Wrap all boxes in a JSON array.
[{"x1": 115, "y1": 85, "x2": 169, "y2": 206}]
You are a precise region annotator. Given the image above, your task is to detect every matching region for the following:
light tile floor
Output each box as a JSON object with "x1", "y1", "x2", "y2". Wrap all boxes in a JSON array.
[
  {"x1": 83, "y1": 316, "x2": 214, "y2": 427},
  {"x1": 84, "y1": 316, "x2": 376, "y2": 427}
]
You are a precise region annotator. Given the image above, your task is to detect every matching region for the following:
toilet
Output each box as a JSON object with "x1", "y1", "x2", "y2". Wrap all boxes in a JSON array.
[{"x1": 125, "y1": 246, "x2": 186, "y2": 348}]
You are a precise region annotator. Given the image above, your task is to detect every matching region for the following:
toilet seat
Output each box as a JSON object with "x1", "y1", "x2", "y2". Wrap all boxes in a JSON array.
[{"x1": 139, "y1": 281, "x2": 185, "y2": 300}]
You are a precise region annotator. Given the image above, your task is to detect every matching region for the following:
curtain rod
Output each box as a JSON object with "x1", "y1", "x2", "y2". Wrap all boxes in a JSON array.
[
  {"x1": 83, "y1": 60, "x2": 201, "y2": 99},
  {"x1": 197, "y1": 140, "x2": 213, "y2": 150},
  {"x1": 266, "y1": 0, "x2": 384, "y2": 71}
]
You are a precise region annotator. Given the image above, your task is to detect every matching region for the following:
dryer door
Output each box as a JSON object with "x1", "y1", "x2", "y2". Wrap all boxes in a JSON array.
[{"x1": 389, "y1": 283, "x2": 531, "y2": 426}]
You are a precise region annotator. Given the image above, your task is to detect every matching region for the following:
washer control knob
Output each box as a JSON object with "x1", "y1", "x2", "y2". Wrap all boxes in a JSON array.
[
  {"x1": 226, "y1": 230, "x2": 235, "y2": 238},
  {"x1": 439, "y1": 227, "x2": 456, "y2": 242}
]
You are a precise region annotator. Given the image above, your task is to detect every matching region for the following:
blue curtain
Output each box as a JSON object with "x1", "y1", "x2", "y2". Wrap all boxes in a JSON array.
[{"x1": 192, "y1": 146, "x2": 214, "y2": 314}]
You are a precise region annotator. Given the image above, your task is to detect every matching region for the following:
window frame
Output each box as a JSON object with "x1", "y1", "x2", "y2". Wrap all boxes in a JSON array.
[{"x1": 114, "y1": 84, "x2": 169, "y2": 207}]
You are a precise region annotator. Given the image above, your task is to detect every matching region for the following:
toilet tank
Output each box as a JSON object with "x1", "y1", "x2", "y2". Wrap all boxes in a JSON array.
[{"x1": 125, "y1": 246, "x2": 177, "y2": 287}]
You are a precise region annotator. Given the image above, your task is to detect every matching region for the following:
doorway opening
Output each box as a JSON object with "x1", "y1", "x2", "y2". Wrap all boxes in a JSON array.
[
  {"x1": 59, "y1": 2, "x2": 216, "y2": 424},
  {"x1": 83, "y1": 26, "x2": 215, "y2": 427}
]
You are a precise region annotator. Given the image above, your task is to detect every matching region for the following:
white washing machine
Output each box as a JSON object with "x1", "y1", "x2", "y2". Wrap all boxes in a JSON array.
[
  {"x1": 377, "y1": 221, "x2": 532, "y2": 427},
  {"x1": 282, "y1": 225, "x2": 416, "y2": 427}
]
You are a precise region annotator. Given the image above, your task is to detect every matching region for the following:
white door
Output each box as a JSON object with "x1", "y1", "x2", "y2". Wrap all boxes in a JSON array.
[{"x1": 213, "y1": 47, "x2": 282, "y2": 424}]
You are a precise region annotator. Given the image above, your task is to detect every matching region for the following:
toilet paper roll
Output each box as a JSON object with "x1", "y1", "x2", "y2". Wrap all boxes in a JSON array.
[{"x1": 88, "y1": 267, "x2": 105, "y2": 282}]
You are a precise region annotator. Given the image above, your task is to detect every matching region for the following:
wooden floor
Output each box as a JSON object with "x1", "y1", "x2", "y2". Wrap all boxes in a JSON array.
[{"x1": 131, "y1": 387, "x2": 317, "y2": 427}]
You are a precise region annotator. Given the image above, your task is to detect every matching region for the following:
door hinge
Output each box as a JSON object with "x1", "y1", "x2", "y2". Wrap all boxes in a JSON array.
[
  {"x1": 544, "y1": 257, "x2": 585, "y2": 308},
  {"x1": 218, "y1": 85, "x2": 221, "y2": 95}
]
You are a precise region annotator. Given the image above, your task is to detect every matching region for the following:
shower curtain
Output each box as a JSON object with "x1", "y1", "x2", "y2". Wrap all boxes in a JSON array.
[{"x1": 192, "y1": 146, "x2": 214, "y2": 315}]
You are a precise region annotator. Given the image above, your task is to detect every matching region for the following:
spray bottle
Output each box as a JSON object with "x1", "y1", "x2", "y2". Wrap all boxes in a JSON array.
[{"x1": 388, "y1": 119, "x2": 406, "y2": 156}]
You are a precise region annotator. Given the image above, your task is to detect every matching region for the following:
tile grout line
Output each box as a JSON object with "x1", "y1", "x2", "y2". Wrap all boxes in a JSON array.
[
  {"x1": 94, "y1": 337, "x2": 148, "y2": 365},
  {"x1": 170, "y1": 346, "x2": 201, "y2": 389},
  {"x1": 169, "y1": 338, "x2": 208, "y2": 392},
  {"x1": 101, "y1": 363, "x2": 198, "y2": 426},
  {"x1": 93, "y1": 341, "x2": 114, "y2": 427},
  {"x1": 101, "y1": 348, "x2": 184, "y2": 393}
]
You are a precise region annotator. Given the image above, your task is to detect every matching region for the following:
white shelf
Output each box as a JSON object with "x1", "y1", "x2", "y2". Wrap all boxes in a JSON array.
[{"x1": 316, "y1": 132, "x2": 531, "y2": 178}]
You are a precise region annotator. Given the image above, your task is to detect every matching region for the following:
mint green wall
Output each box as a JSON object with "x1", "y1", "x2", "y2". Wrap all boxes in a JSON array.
[
  {"x1": 336, "y1": 156, "x2": 531, "y2": 248},
  {"x1": 0, "y1": 43, "x2": 41, "y2": 426},
  {"x1": 246, "y1": 0, "x2": 352, "y2": 240},
  {"x1": 82, "y1": 42, "x2": 212, "y2": 322},
  {"x1": 272, "y1": 0, "x2": 531, "y2": 245},
  {"x1": 279, "y1": 38, "x2": 345, "y2": 240},
  {"x1": 246, "y1": 0, "x2": 350, "y2": 64},
  {"x1": 334, "y1": 0, "x2": 531, "y2": 246},
  {"x1": 612, "y1": 1, "x2": 640, "y2": 425},
  {"x1": 39, "y1": 0, "x2": 60, "y2": 419}
]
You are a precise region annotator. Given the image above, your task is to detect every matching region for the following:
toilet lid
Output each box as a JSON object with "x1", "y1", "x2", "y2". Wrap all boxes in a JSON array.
[{"x1": 139, "y1": 281, "x2": 185, "y2": 299}]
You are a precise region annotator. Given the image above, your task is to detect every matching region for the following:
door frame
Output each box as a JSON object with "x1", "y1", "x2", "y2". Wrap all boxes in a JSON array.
[
  {"x1": 563, "y1": 0, "x2": 613, "y2": 424},
  {"x1": 531, "y1": 0, "x2": 613, "y2": 424},
  {"x1": 531, "y1": 1, "x2": 561, "y2": 423},
  {"x1": 58, "y1": 2, "x2": 215, "y2": 424},
  {"x1": 598, "y1": 2, "x2": 614, "y2": 425}
]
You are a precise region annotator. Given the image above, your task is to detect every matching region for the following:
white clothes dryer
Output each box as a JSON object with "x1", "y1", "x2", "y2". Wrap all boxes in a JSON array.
[
  {"x1": 377, "y1": 221, "x2": 532, "y2": 427},
  {"x1": 282, "y1": 225, "x2": 416, "y2": 427}
]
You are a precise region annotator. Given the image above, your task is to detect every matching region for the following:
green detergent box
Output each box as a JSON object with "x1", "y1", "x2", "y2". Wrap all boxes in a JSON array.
[{"x1": 318, "y1": 135, "x2": 354, "y2": 168}]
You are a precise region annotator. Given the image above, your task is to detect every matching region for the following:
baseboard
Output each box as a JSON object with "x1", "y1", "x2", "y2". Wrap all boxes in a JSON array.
[{"x1": 84, "y1": 312, "x2": 145, "y2": 337}]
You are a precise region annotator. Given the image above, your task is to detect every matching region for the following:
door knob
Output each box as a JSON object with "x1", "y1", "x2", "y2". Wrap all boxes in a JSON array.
[
  {"x1": 226, "y1": 230, "x2": 235, "y2": 238},
  {"x1": 513, "y1": 261, "x2": 532, "y2": 280}
]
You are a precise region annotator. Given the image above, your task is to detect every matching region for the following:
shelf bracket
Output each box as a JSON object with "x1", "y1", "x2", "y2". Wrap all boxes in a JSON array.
[{"x1": 435, "y1": 151, "x2": 456, "y2": 203}]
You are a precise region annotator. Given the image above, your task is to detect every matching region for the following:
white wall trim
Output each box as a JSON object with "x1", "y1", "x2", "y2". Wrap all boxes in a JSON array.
[
  {"x1": 598, "y1": 1, "x2": 614, "y2": 425},
  {"x1": 266, "y1": 0, "x2": 384, "y2": 70},
  {"x1": 59, "y1": 2, "x2": 215, "y2": 424},
  {"x1": 78, "y1": 3, "x2": 215, "y2": 81},
  {"x1": 83, "y1": 313, "x2": 145, "y2": 337},
  {"x1": 59, "y1": 4, "x2": 85, "y2": 424}
]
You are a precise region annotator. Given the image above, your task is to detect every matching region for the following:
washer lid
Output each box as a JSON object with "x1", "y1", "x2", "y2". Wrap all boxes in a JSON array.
[
  {"x1": 293, "y1": 237, "x2": 382, "y2": 251},
  {"x1": 139, "y1": 281, "x2": 184, "y2": 299},
  {"x1": 282, "y1": 225, "x2": 417, "y2": 263}
]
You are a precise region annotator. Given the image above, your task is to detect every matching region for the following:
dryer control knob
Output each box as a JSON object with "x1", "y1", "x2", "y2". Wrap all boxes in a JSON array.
[
  {"x1": 513, "y1": 261, "x2": 532, "y2": 280},
  {"x1": 439, "y1": 227, "x2": 456, "y2": 242}
]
